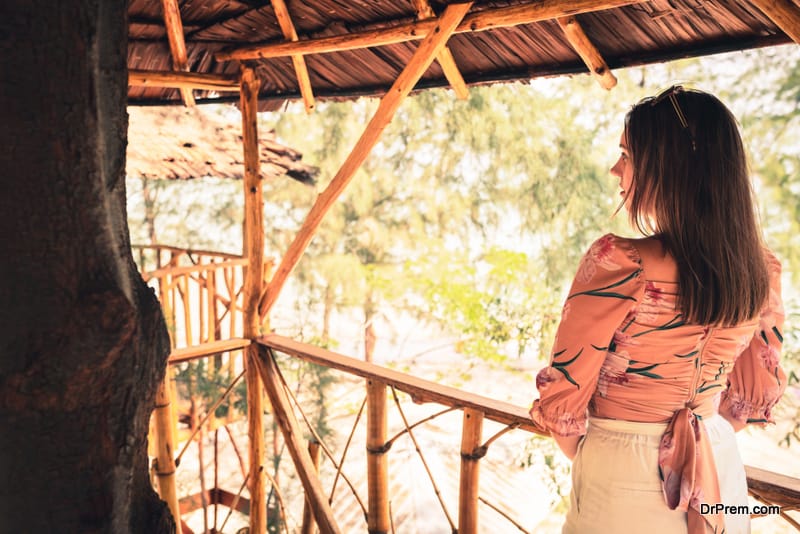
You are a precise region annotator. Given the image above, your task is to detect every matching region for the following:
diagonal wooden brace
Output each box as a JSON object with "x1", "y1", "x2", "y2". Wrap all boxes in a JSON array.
[
  {"x1": 257, "y1": 1, "x2": 474, "y2": 320},
  {"x1": 253, "y1": 344, "x2": 341, "y2": 534}
]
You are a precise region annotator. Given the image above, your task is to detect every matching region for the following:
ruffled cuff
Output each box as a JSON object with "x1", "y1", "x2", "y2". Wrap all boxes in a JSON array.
[
  {"x1": 719, "y1": 391, "x2": 777, "y2": 425},
  {"x1": 529, "y1": 400, "x2": 587, "y2": 437}
]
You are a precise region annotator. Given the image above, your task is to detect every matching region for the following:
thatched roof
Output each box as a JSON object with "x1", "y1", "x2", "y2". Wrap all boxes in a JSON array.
[
  {"x1": 127, "y1": 0, "x2": 796, "y2": 107},
  {"x1": 126, "y1": 105, "x2": 319, "y2": 183}
]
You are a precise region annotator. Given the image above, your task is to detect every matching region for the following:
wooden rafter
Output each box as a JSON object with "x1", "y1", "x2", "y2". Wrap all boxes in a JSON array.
[
  {"x1": 215, "y1": 0, "x2": 640, "y2": 62},
  {"x1": 412, "y1": 0, "x2": 469, "y2": 99},
  {"x1": 748, "y1": 0, "x2": 800, "y2": 44},
  {"x1": 160, "y1": 0, "x2": 195, "y2": 106},
  {"x1": 257, "y1": 1, "x2": 474, "y2": 320},
  {"x1": 129, "y1": 69, "x2": 240, "y2": 91},
  {"x1": 557, "y1": 16, "x2": 617, "y2": 90},
  {"x1": 271, "y1": 0, "x2": 316, "y2": 113}
]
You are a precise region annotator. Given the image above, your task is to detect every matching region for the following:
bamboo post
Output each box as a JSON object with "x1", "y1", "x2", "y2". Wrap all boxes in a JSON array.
[
  {"x1": 366, "y1": 380, "x2": 390, "y2": 534},
  {"x1": 301, "y1": 440, "x2": 322, "y2": 534},
  {"x1": 241, "y1": 65, "x2": 267, "y2": 534},
  {"x1": 152, "y1": 272, "x2": 181, "y2": 527},
  {"x1": 153, "y1": 378, "x2": 181, "y2": 527},
  {"x1": 458, "y1": 408, "x2": 484, "y2": 534}
]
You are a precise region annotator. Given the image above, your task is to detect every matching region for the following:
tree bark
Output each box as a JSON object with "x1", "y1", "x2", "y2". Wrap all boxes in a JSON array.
[{"x1": 0, "y1": 1, "x2": 173, "y2": 532}]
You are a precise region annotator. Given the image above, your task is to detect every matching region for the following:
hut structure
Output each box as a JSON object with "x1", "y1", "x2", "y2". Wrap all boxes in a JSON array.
[
  {"x1": 2, "y1": 1, "x2": 798, "y2": 533},
  {"x1": 124, "y1": 1, "x2": 800, "y2": 532}
]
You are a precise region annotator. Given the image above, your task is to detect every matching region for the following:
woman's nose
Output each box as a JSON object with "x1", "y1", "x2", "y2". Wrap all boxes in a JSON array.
[{"x1": 610, "y1": 158, "x2": 622, "y2": 178}]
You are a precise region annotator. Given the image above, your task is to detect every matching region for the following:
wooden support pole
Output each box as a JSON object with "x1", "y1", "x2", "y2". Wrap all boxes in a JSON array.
[
  {"x1": 411, "y1": 0, "x2": 469, "y2": 99},
  {"x1": 300, "y1": 441, "x2": 322, "y2": 534},
  {"x1": 258, "y1": 2, "x2": 473, "y2": 319},
  {"x1": 557, "y1": 15, "x2": 616, "y2": 90},
  {"x1": 241, "y1": 65, "x2": 267, "y2": 534},
  {"x1": 160, "y1": 0, "x2": 195, "y2": 106},
  {"x1": 153, "y1": 377, "x2": 181, "y2": 528},
  {"x1": 253, "y1": 346, "x2": 341, "y2": 534},
  {"x1": 366, "y1": 380, "x2": 390, "y2": 534},
  {"x1": 216, "y1": 0, "x2": 638, "y2": 62},
  {"x1": 271, "y1": 0, "x2": 316, "y2": 113},
  {"x1": 748, "y1": 0, "x2": 800, "y2": 44},
  {"x1": 458, "y1": 408, "x2": 484, "y2": 534},
  {"x1": 152, "y1": 275, "x2": 181, "y2": 528},
  {"x1": 128, "y1": 69, "x2": 241, "y2": 91}
]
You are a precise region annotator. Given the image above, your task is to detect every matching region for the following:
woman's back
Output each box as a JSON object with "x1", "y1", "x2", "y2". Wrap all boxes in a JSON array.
[{"x1": 590, "y1": 235, "x2": 769, "y2": 424}]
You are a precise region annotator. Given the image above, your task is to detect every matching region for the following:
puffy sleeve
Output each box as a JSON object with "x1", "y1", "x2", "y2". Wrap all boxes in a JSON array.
[
  {"x1": 719, "y1": 250, "x2": 787, "y2": 426},
  {"x1": 530, "y1": 234, "x2": 644, "y2": 436}
]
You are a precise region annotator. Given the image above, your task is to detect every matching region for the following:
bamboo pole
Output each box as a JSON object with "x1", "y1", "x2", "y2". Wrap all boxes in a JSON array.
[
  {"x1": 366, "y1": 380, "x2": 390, "y2": 534},
  {"x1": 300, "y1": 440, "x2": 322, "y2": 534},
  {"x1": 271, "y1": 0, "x2": 316, "y2": 113},
  {"x1": 748, "y1": 0, "x2": 800, "y2": 44},
  {"x1": 216, "y1": 0, "x2": 639, "y2": 62},
  {"x1": 253, "y1": 346, "x2": 341, "y2": 534},
  {"x1": 152, "y1": 273, "x2": 181, "y2": 527},
  {"x1": 128, "y1": 69, "x2": 241, "y2": 91},
  {"x1": 557, "y1": 16, "x2": 616, "y2": 90},
  {"x1": 153, "y1": 378, "x2": 181, "y2": 527},
  {"x1": 458, "y1": 408, "x2": 485, "y2": 534},
  {"x1": 160, "y1": 0, "x2": 195, "y2": 105},
  {"x1": 258, "y1": 2, "x2": 473, "y2": 319},
  {"x1": 241, "y1": 65, "x2": 267, "y2": 534},
  {"x1": 411, "y1": 0, "x2": 469, "y2": 99}
]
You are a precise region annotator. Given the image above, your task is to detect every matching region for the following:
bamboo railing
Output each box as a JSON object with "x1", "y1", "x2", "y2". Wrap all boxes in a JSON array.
[{"x1": 136, "y1": 246, "x2": 800, "y2": 533}]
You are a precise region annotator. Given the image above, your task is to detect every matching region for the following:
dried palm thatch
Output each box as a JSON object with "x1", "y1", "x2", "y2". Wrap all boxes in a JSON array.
[
  {"x1": 126, "y1": 105, "x2": 318, "y2": 184},
  {"x1": 127, "y1": 0, "x2": 798, "y2": 107}
]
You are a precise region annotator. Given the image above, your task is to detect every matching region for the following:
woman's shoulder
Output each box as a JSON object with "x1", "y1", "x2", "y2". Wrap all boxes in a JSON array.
[
  {"x1": 597, "y1": 234, "x2": 677, "y2": 282},
  {"x1": 585, "y1": 233, "x2": 643, "y2": 263}
]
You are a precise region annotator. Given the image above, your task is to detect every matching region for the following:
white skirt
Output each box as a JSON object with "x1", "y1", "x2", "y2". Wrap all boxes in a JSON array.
[{"x1": 562, "y1": 415, "x2": 750, "y2": 534}]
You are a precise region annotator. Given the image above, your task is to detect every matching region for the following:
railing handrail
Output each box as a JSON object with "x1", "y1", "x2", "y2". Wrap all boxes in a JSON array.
[
  {"x1": 132, "y1": 243, "x2": 243, "y2": 260},
  {"x1": 257, "y1": 334, "x2": 548, "y2": 436},
  {"x1": 142, "y1": 258, "x2": 249, "y2": 281}
]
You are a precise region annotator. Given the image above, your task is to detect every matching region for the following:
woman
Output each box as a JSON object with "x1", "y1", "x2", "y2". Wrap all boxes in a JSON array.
[{"x1": 529, "y1": 86, "x2": 786, "y2": 534}]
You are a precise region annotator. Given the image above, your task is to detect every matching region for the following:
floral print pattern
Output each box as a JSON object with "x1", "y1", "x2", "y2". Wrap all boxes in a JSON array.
[{"x1": 529, "y1": 234, "x2": 786, "y2": 534}]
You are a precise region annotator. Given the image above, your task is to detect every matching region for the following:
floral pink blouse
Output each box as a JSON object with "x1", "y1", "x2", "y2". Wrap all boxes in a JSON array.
[{"x1": 529, "y1": 234, "x2": 786, "y2": 534}]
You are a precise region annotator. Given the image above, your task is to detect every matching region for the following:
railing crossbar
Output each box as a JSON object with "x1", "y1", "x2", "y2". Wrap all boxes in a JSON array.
[
  {"x1": 268, "y1": 348, "x2": 368, "y2": 520},
  {"x1": 391, "y1": 386, "x2": 457, "y2": 531}
]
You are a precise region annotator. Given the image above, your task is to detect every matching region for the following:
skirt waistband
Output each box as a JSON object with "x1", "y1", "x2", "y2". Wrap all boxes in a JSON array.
[{"x1": 587, "y1": 414, "x2": 722, "y2": 436}]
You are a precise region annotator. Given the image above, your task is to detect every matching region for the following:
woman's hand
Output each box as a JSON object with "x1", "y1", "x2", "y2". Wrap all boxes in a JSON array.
[
  {"x1": 719, "y1": 406, "x2": 747, "y2": 432},
  {"x1": 553, "y1": 433, "x2": 583, "y2": 460}
]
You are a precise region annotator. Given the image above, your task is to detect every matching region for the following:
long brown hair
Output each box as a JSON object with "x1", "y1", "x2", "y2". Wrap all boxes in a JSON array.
[{"x1": 625, "y1": 86, "x2": 768, "y2": 326}]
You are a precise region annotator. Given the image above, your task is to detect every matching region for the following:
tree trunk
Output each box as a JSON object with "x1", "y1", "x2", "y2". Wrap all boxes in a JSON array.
[{"x1": 0, "y1": 2, "x2": 173, "y2": 532}]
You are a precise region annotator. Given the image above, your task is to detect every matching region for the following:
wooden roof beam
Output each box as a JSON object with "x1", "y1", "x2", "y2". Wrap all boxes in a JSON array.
[
  {"x1": 258, "y1": 2, "x2": 474, "y2": 319},
  {"x1": 412, "y1": 0, "x2": 469, "y2": 99},
  {"x1": 271, "y1": 0, "x2": 316, "y2": 113},
  {"x1": 748, "y1": 0, "x2": 800, "y2": 44},
  {"x1": 557, "y1": 15, "x2": 616, "y2": 89},
  {"x1": 128, "y1": 69, "x2": 240, "y2": 91},
  {"x1": 161, "y1": 0, "x2": 195, "y2": 106},
  {"x1": 215, "y1": 0, "x2": 641, "y2": 62}
]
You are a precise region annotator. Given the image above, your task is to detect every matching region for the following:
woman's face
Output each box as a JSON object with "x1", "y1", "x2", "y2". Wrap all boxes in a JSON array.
[{"x1": 610, "y1": 131, "x2": 633, "y2": 209}]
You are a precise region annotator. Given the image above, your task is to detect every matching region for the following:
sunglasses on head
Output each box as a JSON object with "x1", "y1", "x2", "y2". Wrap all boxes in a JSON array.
[{"x1": 639, "y1": 85, "x2": 697, "y2": 152}]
